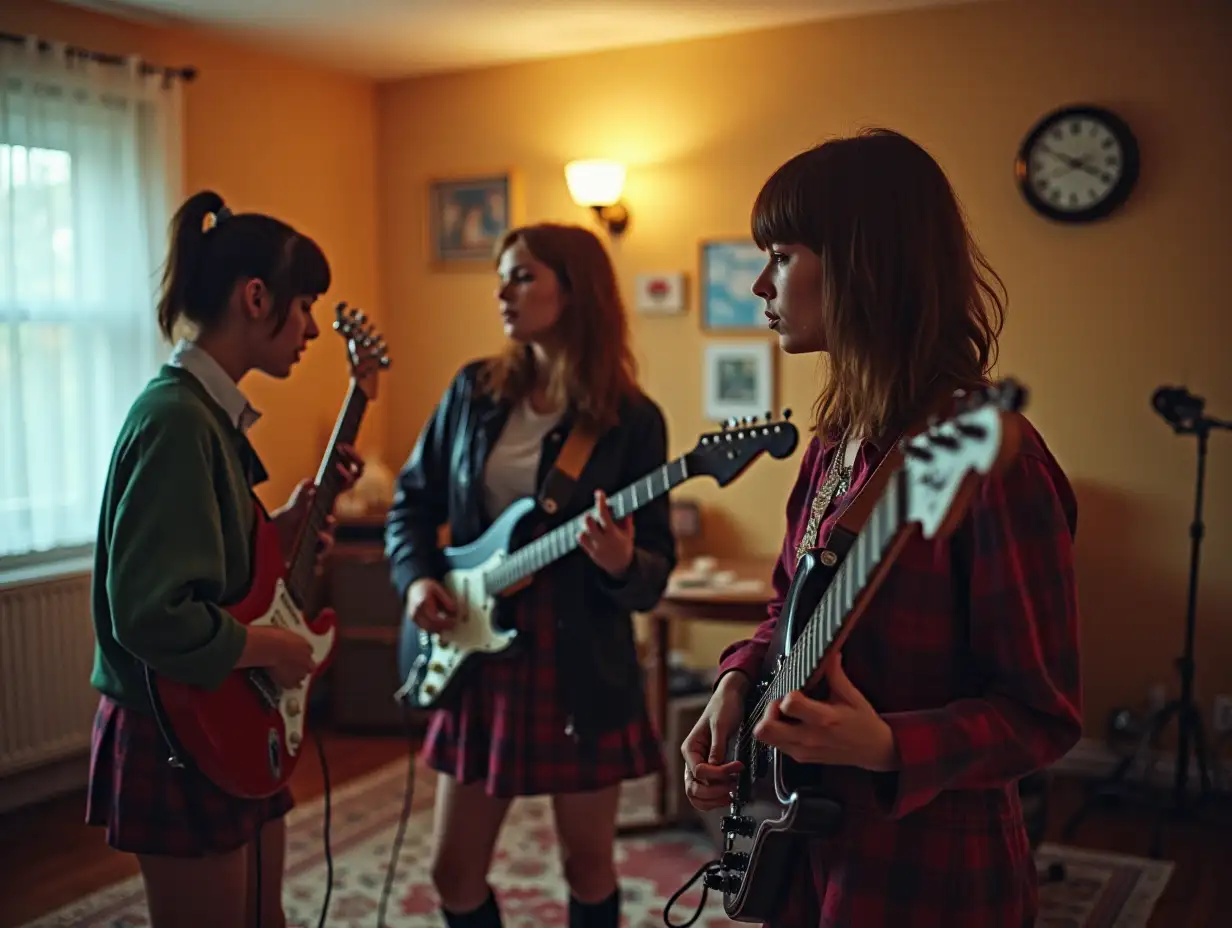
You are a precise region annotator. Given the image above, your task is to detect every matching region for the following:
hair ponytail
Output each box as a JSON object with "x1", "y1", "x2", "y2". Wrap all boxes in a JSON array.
[
  {"x1": 156, "y1": 190, "x2": 226, "y2": 340},
  {"x1": 154, "y1": 189, "x2": 330, "y2": 342}
]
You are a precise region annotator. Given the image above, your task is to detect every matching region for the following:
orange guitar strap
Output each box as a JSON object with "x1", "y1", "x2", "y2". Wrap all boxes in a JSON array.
[{"x1": 537, "y1": 417, "x2": 602, "y2": 516}]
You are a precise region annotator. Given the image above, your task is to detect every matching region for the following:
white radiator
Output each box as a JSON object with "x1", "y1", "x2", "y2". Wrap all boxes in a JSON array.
[{"x1": 0, "y1": 570, "x2": 98, "y2": 778}]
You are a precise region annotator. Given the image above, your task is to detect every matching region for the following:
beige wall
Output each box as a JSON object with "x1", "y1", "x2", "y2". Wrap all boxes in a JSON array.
[
  {"x1": 375, "y1": 0, "x2": 1232, "y2": 736},
  {"x1": 9, "y1": 0, "x2": 1232, "y2": 740},
  {"x1": 4, "y1": 0, "x2": 386, "y2": 512}
]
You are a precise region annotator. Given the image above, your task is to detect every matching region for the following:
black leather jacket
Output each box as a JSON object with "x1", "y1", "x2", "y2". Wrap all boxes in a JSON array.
[{"x1": 384, "y1": 359, "x2": 677, "y2": 740}]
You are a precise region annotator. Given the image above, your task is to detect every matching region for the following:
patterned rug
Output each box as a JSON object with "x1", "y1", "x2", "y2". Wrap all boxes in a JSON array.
[{"x1": 22, "y1": 758, "x2": 1174, "y2": 928}]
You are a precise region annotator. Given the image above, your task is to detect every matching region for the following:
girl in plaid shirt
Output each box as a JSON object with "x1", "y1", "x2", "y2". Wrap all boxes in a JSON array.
[{"x1": 682, "y1": 129, "x2": 1083, "y2": 927}]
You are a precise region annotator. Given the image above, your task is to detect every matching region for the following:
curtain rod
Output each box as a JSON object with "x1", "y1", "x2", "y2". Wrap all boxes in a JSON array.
[{"x1": 0, "y1": 31, "x2": 197, "y2": 82}]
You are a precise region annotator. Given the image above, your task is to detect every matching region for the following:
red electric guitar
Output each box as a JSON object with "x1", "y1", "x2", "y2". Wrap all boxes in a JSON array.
[{"x1": 147, "y1": 303, "x2": 390, "y2": 798}]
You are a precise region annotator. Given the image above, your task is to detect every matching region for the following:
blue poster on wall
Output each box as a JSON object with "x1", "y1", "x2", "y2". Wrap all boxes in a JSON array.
[{"x1": 700, "y1": 240, "x2": 768, "y2": 331}]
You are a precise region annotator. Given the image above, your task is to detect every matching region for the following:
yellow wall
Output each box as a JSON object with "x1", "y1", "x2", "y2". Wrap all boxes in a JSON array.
[
  {"x1": 9, "y1": 0, "x2": 1232, "y2": 740},
  {"x1": 4, "y1": 0, "x2": 386, "y2": 511},
  {"x1": 376, "y1": 0, "x2": 1232, "y2": 736}
]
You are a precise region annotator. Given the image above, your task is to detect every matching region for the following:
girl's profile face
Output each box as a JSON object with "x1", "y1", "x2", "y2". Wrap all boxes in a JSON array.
[
  {"x1": 752, "y1": 243, "x2": 826, "y2": 355},
  {"x1": 495, "y1": 239, "x2": 565, "y2": 344},
  {"x1": 241, "y1": 278, "x2": 320, "y2": 379}
]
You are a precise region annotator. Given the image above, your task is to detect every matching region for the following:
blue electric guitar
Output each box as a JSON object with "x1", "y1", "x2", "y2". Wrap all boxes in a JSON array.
[{"x1": 394, "y1": 413, "x2": 799, "y2": 711}]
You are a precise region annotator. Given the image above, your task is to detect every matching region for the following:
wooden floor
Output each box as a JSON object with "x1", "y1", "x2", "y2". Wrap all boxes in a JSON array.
[{"x1": 1, "y1": 729, "x2": 1229, "y2": 928}]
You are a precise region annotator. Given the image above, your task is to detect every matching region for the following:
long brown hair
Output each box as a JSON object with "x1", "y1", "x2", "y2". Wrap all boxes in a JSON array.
[
  {"x1": 751, "y1": 128, "x2": 1005, "y2": 440},
  {"x1": 156, "y1": 190, "x2": 330, "y2": 341},
  {"x1": 481, "y1": 223, "x2": 639, "y2": 431}
]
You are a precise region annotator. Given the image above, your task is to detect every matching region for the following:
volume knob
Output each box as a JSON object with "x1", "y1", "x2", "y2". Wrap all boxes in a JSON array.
[
  {"x1": 702, "y1": 871, "x2": 741, "y2": 893},
  {"x1": 721, "y1": 851, "x2": 750, "y2": 871},
  {"x1": 720, "y1": 814, "x2": 756, "y2": 837}
]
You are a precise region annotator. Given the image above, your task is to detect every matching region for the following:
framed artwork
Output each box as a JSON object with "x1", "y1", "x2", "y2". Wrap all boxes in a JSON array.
[
  {"x1": 702, "y1": 339, "x2": 775, "y2": 423},
  {"x1": 634, "y1": 271, "x2": 686, "y2": 314},
  {"x1": 427, "y1": 171, "x2": 520, "y2": 268},
  {"x1": 699, "y1": 239, "x2": 768, "y2": 332}
]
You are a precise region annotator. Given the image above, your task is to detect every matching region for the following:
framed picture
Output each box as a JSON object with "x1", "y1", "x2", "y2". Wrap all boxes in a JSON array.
[
  {"x1": 699, "y1": 239, "x2": 768, "y2": 332},
  {"x1": 702, "y1": 339, "x2": 775, "y2": 423},
  {"x1": 427, "y1": 171, "x2": 521, "y2": 268},
  {"x1": 634, "y1": 271, "x2": 686, "y2": 315}
]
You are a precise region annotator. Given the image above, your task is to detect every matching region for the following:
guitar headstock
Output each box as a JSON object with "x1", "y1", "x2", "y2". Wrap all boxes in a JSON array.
[
  {"x1": 684, "y1": 410, "x2": 799, "y2": 487},
  {"x1": 901, "y1": 378, "x2": 1028, "y2": 540},
  {"x1": 333, "y1": 302, "x2": 390, "y2": 399}
]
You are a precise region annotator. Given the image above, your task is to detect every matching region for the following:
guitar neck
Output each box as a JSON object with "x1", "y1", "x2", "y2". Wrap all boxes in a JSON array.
[
  {"x1": 761, "y1": 466, "x2": 909, "y2": 707},
  {"x1": 486, "y1": 455, "x2": 692, "y2": 594},
  {"x1": 287, "y1": 379, "x2": 369, "y2": 604}
]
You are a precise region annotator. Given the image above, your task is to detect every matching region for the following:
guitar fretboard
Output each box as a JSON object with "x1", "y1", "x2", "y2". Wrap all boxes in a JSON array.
[
  {"x1": 287, "y1": 381, "x2": 369, "y2": 605},
  {"x1": 742, "y1": 467, "x2": 908, "y2": 736},
  {"x1": 485, "y1": 456, "x2": 691, "y2": 594}
]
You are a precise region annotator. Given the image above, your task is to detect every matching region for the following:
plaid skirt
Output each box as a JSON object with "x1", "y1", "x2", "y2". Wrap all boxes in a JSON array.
[
  {"x1": 85, "y1": 694, "x2": 295, "y2": 857},
  {"x1": 421, "y1": 575, "x2": 664, "y2": 797}
]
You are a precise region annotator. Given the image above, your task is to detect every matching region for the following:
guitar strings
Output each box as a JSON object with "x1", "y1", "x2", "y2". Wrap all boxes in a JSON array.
[{"x1": 732, "y1": 473, "x2": 903, "y2": 758}]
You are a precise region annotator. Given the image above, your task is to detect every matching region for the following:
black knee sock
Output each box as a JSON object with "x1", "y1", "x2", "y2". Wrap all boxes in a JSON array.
[
  {"x1": 569, "y1": 886, "x2": 620, "y2": 928},
  {"x1": 441, "y1": 887, "x2": 502, "y2": 928}
]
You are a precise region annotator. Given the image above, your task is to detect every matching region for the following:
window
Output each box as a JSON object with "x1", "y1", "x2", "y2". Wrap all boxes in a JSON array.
[{"x1": 0, "y1": 42, "x2": 183, "y2": 569}]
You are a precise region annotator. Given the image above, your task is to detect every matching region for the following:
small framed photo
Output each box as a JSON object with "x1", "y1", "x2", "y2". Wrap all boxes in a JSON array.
[
  {"x1": 702, "y1": 339, "x2": 775, "y2": 423},
  {"x1": 428, "y1": 171, "x2": 521, "y2": 268},
  {"x1": 634, "y1": 272, "x2": 686, "y2": 315},
  {"x1": 699, "y1": 239, "x2": 768, "y2": 332}
]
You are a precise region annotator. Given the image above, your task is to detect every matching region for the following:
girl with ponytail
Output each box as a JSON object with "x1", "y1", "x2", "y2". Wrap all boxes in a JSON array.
[{"x1": 85, "y1": 190, "x2": 364, "y2": 927}]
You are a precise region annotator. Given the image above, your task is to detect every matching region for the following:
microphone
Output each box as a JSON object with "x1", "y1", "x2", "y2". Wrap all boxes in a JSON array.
[{"x1": 1152, "y1": 385, "x2": 1205, "y2": 429}]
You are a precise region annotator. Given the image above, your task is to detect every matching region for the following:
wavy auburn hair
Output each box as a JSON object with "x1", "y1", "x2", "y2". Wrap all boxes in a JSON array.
[
  {"x1": 480, "y1": 223, "x2": 639, "y2": 431},
  {"x1": 752, "y1": 128, "x2": 1005, "y2": 441}
]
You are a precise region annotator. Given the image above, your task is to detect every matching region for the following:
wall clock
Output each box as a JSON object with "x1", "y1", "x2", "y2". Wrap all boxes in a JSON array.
[{"x1": 1014, "y1": 104, "x2": 1140, "y2": 224}]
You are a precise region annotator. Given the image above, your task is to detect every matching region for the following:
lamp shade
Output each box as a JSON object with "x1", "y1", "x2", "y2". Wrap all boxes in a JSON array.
[{"x1": 565, "y1": 159, "x2": 626, "y2": 207}]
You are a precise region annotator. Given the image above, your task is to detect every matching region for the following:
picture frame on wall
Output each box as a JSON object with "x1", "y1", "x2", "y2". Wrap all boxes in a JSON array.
[
  {"x1": 702, "y1": 339, "x2": 775, "y2": 424},
  {"x1": 427, "y1": 171, "x2": 521, "y2": 268},
  {"x1": 699, "y1": 239, "x2": 767, "y2": 332}
]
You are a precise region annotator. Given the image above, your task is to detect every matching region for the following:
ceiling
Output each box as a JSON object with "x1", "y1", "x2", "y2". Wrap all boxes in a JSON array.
[{"x1": 65, "y1": 0, "x2": 998, "y2": 80}]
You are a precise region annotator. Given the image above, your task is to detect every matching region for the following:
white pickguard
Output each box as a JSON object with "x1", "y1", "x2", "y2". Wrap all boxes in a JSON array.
[
  {"x1": 248, "y1": 577, "x2": 335, "y2": 758},
  {"x1": 397, "y1": 555, "x2": 517, "y2": 706}
]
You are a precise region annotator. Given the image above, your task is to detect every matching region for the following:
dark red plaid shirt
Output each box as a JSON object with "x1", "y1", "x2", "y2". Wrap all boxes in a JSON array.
[{"x1": 716, "y1": 415, "x2": 1083, "y2": 928}]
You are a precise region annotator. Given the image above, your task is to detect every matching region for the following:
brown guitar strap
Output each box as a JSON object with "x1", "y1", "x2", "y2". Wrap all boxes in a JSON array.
[{"x1": 537, "y1": 417, "x2": 603, "y2": 516}]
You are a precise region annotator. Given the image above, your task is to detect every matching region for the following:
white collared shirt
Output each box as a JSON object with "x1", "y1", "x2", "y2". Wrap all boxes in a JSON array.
[{"x1": 167, "y1": 339, "x2": 262, "y2": 434}]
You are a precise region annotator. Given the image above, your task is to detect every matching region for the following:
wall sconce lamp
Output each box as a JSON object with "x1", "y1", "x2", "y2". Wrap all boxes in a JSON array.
[{"x1": 565, "y1": 159, "x2": 630, "y2": 236}]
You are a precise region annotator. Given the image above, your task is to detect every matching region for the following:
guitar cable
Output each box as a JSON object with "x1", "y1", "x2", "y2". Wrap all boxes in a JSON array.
[
  {"x1": 250, "y1": 728, "x2": 334, "y2": 928},
  {"x1": 662, "y1": 857, "x2": 723, "y2": 928},
  {"x1": 376, "y1": 701, "x2": 421, "y2": 927}
]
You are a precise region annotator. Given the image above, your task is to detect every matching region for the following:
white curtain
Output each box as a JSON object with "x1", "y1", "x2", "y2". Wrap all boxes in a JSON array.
[{"x1": 0, "y1": 37, "x2": 183, "y2": 564}]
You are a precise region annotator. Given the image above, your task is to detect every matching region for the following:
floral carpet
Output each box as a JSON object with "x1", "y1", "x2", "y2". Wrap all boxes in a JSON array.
[{"x1": 22, "y1": 758, "x2": 1174, "y2": 927}]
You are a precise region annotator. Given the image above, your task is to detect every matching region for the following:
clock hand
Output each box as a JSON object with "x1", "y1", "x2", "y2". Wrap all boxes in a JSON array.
[{"x1": 1042, "y1": 145, "x2": 1105, "y2": 179}]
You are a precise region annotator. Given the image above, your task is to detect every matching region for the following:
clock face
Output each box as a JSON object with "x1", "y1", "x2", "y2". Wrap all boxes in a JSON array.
[{"x1": 1016, "y1": 106, "x2": 1139, "y2": 223}]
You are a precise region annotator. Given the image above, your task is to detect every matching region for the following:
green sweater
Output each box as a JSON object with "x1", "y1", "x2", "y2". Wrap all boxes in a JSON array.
[{"x1": 90, "y1": 365, "x2": 267, "y2": 711}]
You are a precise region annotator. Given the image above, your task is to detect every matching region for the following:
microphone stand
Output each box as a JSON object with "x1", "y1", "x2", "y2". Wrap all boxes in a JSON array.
[{"x1": 1063, "y1": 395, "x2": 1231, "y2": 858}]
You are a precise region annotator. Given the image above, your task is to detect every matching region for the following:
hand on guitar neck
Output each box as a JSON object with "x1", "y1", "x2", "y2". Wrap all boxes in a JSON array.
[
  {"x1": 577, "y1": 489, "x2": 634, "y2": 579},
  {"x1": 271, "y1": 442, "x2": 365, "y2": 566}
]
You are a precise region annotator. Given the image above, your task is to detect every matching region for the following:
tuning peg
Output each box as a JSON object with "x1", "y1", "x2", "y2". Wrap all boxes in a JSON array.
[{"x1": 783, "y1": 408, "x2": 792, "y2": 420}]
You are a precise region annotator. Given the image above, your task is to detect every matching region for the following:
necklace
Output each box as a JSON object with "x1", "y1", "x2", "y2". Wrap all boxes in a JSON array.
[{"x1": 795, "y1": 431, "x2": 852, "y2": 564}]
